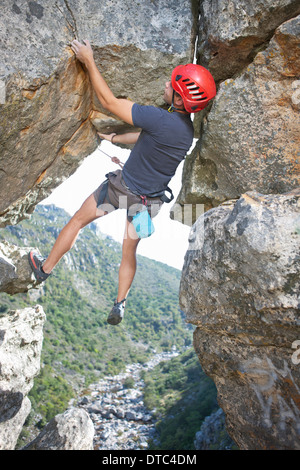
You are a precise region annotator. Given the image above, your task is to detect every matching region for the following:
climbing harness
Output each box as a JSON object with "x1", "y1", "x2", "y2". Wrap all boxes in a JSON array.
[
  {"x1": 96, "y1": 143, "x2": 174, "y2": 238},
  {"x1": 97, "y1": 146, "x2": 174, "y2": 204}
]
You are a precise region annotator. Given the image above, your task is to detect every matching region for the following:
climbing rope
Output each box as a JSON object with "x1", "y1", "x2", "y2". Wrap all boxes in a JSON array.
[{"x1": 97, "y1": 146, "x2": 124, "y2": 169}]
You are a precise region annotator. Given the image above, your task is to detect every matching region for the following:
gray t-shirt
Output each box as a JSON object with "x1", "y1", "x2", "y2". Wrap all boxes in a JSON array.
[{"x1": 122, "y1": 104, "x2": 194, "y2": 195}]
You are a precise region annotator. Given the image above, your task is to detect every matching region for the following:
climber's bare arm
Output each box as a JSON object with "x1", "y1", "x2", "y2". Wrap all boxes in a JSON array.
[
  {"x1": 98, "y1": 132, "x2": 141, "y2": 145},
  {"x1": 71, "y1": 39, "x2": 134, "y2": 126}
]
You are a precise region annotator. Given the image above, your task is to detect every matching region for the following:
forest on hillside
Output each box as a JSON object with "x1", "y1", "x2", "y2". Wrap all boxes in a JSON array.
[
  {"x1": 0, "y1": 205, "x2": 193, "y2": 424},
  {"x1": 0, "y1": 205, "x2": 233, "y2": 449}
]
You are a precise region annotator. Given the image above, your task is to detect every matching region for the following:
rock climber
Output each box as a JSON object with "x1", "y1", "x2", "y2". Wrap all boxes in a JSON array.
[{"x1": 28, "y1": 39, "x2": 216, "y2": 325}]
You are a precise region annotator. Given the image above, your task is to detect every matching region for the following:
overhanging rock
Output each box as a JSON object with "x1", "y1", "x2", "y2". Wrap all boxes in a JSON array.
[{"x1": 0, "y1": 0, "x2": 195, "y2": 227}]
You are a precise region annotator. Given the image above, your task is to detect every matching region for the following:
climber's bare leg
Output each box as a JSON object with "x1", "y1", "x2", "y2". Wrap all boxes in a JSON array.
[
  {"x1": 42, "y1": 194, "x2": 106, "y2": 274},
  {"x1": 116, "y1": 219, "x2": 141, "y2": 303}
]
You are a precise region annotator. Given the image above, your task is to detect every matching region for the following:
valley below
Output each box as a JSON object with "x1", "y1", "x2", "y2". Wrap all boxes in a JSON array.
[{"x1": 78, "y1": 350, "x2": 179, "y2": 450}]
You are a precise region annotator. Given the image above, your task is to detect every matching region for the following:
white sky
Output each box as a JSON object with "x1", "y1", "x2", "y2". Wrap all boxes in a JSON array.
[{"x1": 40, "y1": 140, "x2": 193, "y2": 270}]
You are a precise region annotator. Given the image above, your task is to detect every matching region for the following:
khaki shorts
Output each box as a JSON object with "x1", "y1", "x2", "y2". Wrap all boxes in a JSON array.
[{"x1": 93, "y1": 170, "x2": 163, "y2": 222}]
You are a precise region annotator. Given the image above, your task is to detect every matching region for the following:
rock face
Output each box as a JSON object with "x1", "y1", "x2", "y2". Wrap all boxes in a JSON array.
[
  {"x1": 176, "y1": 8, "x2": 300, "y2": 216},
  {"x1": 197, "y1": 0, "x2": 300, "y2": 82},
  {"x1": 180, "y1": 190, "x2": 300, "y2": 449},
  {"x1": 194, "y1": 408, "x2": 234, "y2": 450},
  {"x1": 24, "y1": 408, "x2": 94, "y2": 450},
  {"x1": 0, "y1": 306, "x2": 46, "y2": 450},
  {"x1": 0, "y1": 0, "x2": 195, "y2": 227},
  {"x1": 178, "y1": 0, "x2": 300, "y2": 450}
]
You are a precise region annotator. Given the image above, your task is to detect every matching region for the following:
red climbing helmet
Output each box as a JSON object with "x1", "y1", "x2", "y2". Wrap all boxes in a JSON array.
[{"x1": 171, "y1": 64, "x2": 216, "y2": 113}]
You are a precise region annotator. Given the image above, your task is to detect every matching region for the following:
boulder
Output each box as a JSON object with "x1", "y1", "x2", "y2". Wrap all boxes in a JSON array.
[
  {"x1": 197, "y1": 0, "x2": 300, "y2": 81},
  {"x1": 24, "y1": 407, "x2": 94, "y2": 450},
  {"x1": 180, "y1": 189, "x2": 300, "y2": 449},
  {"x1": 0, "y1": 306, "x2": 46, "y2": 450}
]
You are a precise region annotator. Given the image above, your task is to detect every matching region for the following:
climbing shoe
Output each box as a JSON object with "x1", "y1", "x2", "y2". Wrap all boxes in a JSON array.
[
  {"x1": 107, "y1": 298, "x2": 126, "y2": 325},
  {"x1": 28, "y1": 251, "x2": 51, "y2": 283}
]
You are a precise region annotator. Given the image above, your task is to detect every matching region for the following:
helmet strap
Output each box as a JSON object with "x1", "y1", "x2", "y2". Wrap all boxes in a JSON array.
[
  {"x1": 168, "y1": 90, "x2": 176, "y2": 113},
  {"x1": 168, "y1": 89, "x2": 189, "y2": 114}
]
